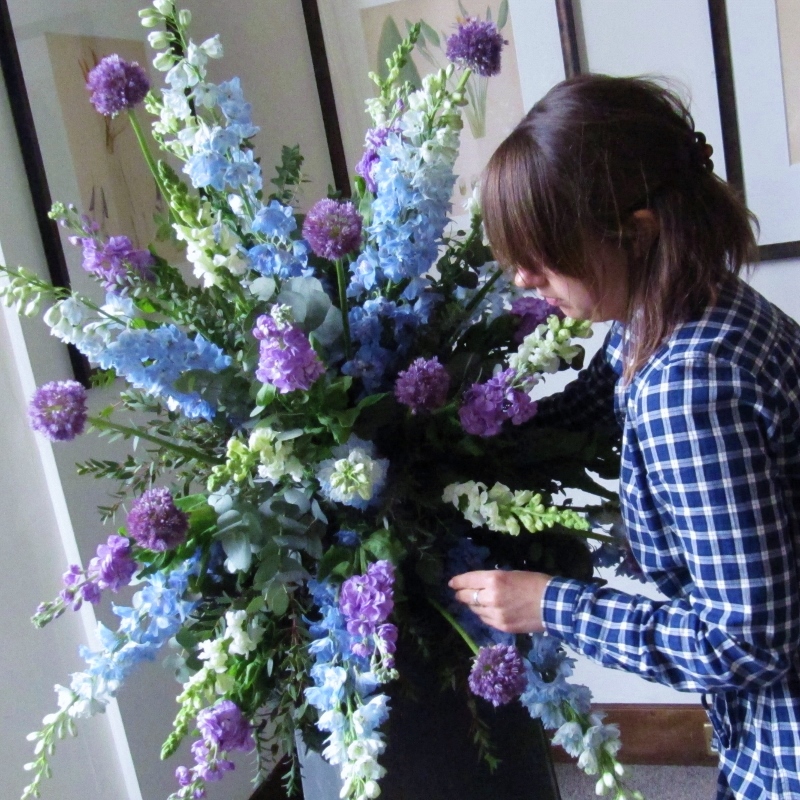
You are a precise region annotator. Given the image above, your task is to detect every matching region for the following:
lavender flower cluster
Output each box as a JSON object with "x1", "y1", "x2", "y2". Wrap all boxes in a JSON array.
[
  {"x1": 68, "y1": 214, "x2": 154, "y2": 294},
  {"x1": 173, "y1": 700, "x2": 254, "y2": 797},
  {"x1": 59, "y1": 535, "x2": 137, "y2": 611},
  {"x1": 253, "y1": 310, "x2": 326, "y2": 393},
  {"x1": 459, "y1": 368, "x2": 538, "y2": 437},
  {"x1": 393, "y1": 356, "x2": 449, "y2": 414},
  {"x1": 339, "y1": 561, "x2": 398, "y2": 663}
]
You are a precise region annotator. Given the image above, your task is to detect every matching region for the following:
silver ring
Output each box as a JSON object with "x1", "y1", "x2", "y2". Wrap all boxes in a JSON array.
[{"x1": 472, "y1": 589, "x2": 481, "y2": 606}]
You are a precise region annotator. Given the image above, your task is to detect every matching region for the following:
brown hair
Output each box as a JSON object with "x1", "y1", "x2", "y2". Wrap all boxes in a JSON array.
[{"x1": 482, "y1": 74, "x2": 758, "y2": 380}]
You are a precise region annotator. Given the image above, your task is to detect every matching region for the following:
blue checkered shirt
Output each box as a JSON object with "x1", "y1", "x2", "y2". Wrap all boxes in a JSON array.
[{"x1": 538, "y1": 277, "x2": 800, "y2": 799}]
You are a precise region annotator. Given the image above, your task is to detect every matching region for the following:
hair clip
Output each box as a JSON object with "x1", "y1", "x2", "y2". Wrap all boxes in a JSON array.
[{"x1": 691, "y1": 131, "x2": 714, "y2": 173}]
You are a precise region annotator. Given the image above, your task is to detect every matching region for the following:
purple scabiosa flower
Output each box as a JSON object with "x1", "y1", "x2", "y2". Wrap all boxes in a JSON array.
[
  {"x1": 355, "y1": 126, "x2": 395, "y2": 193},
  {"x1": 446, "y1": 17, "x2": 507, "y2": 77},
  {"x1": 253, "y1": 313, "x2": 325, "y2": 393},
  {"x1": 339, "y1": 560, "x2": 395, "y2": 637},
  {"x1": 394, "y1": 357, "x2": 450, "y2": 414},
  {"x1": 196, "y1": 700, "x2": 254, "y2": 752},
  {"x1": 126, "y1": 487, "x2": 188, "y2": 551},
  {"x1": 86, "y1": 55, "x2": 150, "y2": 116},
  {"x1": 302, "y1": 198, "x2": 363, "y2": 261},
  {"x1": 469, "y1": 644, "x2": 527, "y2": 707},
  {"x1": 459, "y1": 369, "x2": 537, "y2": 437},
  {"x1": 28, "y1": 380, "x2": 88, "y2": 441},
  {"x1": 510, "y1": 296, "x2": 564, "y2": 343},
  {"x1": 88, "y1": 534, "x2": 138, "y2": 591}
]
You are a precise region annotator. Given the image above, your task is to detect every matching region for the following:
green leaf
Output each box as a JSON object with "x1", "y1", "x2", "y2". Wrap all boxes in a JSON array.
[
  {"x1": 256, "y1": 383, "x2": 277, "y2": 408},
  {"x1": 317, "y1": 545, "x2": 354, "y2": 582},
  {"x1": 362, "y1": 528, "x2": 405, "y2": 563},
  {"x1": 497, "y1": 0, "x2": 509, "y2": 29},
  {"x1": 266, "y1": 582, "x2": 289, "y2": 616},
  {"x1": 419, "y1": 20, "x2": 440, "y2": 47}
]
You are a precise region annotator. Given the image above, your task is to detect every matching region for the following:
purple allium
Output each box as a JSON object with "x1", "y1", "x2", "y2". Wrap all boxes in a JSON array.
[
  {"x1": 86, "y1": 54, "x2": 150, "y2": 116},
  {"x1": 339, "y1": 560, "x2": 395, "y2": 637},
  {"x1": 89, "y1": 534, "x2": 138, "y2": 591},
  {"x1": 302, "y1": 198, "x2": 363, "y2": 261},
  {"x1": 459, "y1": 369, "x2": 537, "y2": 437},
  {"x1": 446, "y1": 17, "x2": 507, "y2": 77},
  {"x1": 126, "y1": 487, "x2": 188, "y2": 551},
  {"x1": 468, "y1": 644, "x2": 527, "y2": 707},
  {"x1": 510, "y1": 296, "x2": 564, "y2": 343},
  {"x1": 355, "y1": 126, "x2": 395, "y2": 193},
  {"x1": 394, "y1": 357, "x2": 450, "y2": 414},
  {"x1": 196, "y1": 700, "x2": 254, "y2": 752},
  {"x1": 253, "y1": 313, "x2": 325, "y2": 393},
  {"x1": 28, "y1": 380, "x2": 88, "y2": 442}
]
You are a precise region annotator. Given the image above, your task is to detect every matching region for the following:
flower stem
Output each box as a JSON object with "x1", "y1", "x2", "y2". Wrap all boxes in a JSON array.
[
  {"x1": 428, "y1": 597, "x2": 479, "y2": 655},
  {"x1": 88, "y1": 416, "x2": 215, "y2": 464},
  {"x1": 334, "y1": 259, "x2": 352, "y2": 360},
  {"x1": 127, "y1": 109, "x2": 172, "y2": 222}
]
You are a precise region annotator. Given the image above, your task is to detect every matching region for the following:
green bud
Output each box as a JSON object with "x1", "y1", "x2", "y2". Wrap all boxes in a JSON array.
[
  {"x1": 138, "y1": 8, "x2": 161, "y2": 27},
  {"x1": 178, "y1": 8, "x2": 191, "y2": 26},
  {"x1": 147, "y1": 30, "x2": 170, "y2": 50}
]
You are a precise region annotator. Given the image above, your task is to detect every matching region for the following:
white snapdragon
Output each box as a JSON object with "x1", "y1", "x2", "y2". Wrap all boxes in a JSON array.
[
  {"x1": 224, "y1": 609, "x2": 264, "y2": 656},
  {"x1": 509, "y1": 316, "x2": 593, "y2": 378},
  {"x1": 197, "y1": 638, "x2": 228, "y2": 673},
  {"x1": 173, "y1": 203, "x2": 246, "y2": 286}
]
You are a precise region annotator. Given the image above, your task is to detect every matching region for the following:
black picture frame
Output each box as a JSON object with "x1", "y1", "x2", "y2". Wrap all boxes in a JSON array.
[{"x1": 0, "y1": 0, "x2": 90, "y2": 385}]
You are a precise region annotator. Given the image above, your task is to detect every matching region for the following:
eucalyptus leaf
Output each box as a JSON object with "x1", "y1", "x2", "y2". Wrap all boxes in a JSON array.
[{"x1": 265, "y1": 582, "x2": 289, "y2": 616}]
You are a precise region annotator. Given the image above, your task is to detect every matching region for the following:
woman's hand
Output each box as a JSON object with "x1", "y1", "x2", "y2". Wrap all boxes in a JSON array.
[{"x1": 448, "y1": 570, "x2": 551, "y2": 634}]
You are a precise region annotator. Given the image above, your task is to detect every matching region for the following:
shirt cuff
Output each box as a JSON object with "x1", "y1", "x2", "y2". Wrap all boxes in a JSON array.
[{"x1": 541, "y1": 576, "x2": 587, "y2": 646}]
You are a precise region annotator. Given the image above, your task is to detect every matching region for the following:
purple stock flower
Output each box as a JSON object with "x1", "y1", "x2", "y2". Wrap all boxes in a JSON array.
[
  {"x1": 394, "y1": 357, "x2": 450, "y2": 414},
  {"x1": 253, "y1": 314, "x2": 325, "y2": 393},
  {"x1": 126, "y1": 487, "x2": 188, "y2": 551},
  {"x1": 191, "y1": 741, "x2": 235, "y2": 783},
  {"x1": 80, "y1": 582, "x2": 102, "y2": 604},
  {"x1": 446, "y1": 18, "x2": 507, "y2": 77},
  {"x1": 28, "y1": 380, "x2": 88, "y2": 441},
  {"x1": 302, "y1": 198, "x2": 363, "y2": 261},
  {"x1": 71, "y1": 233, "x2": 154, "y2": 293},
  {"x1": 459, "y1": 369, "x2": 537, "y2": 437},
  {"x1": 468, "y1": 644, "x2": 527, "y2": 707},
  {"x1": 86, "y1": 55, "x2": 150, "y2": 116},
  {"x1": 355, "y1": 126, "x2": 394, "y2": 193},
  {"x1": 89, "y1": 534, "x2": 138, "y2": 591},
  {"x1": 510, "y1": 296, "x2": 564, "y2": 343},
  {"x1": 196, "y1": 700, "x2": 254, "y2": 752},
  {"x1": 339, "y1": 560, "x2": 395, "y2": 637}
]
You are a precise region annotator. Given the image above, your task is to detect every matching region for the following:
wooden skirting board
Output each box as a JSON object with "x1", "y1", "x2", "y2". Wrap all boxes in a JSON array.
[{"x1": 549, "y1": 704, "x2": 718, "y2": 766}]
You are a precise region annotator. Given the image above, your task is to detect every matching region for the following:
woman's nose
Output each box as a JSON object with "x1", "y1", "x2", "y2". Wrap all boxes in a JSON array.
[{"x1": 514, "y1": 268, "x2": 543, "y2": 289}]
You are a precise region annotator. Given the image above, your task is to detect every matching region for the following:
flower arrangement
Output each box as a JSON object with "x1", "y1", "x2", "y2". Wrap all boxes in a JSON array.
[{"x1": 1, "y1": 4, "x2": 643, "y2": 800}]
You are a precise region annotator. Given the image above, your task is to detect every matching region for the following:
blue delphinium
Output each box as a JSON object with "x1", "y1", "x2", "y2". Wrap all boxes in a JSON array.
[
  {"x1": 100, "y1": 324, "x2": 231, "y2": 419},
  {"x1": 54, "y1": 556, "x2": 199, "y2": 720}
]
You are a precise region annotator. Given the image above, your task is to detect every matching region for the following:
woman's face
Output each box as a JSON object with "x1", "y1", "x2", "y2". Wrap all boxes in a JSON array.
[{"x1": 513, "y1": 238, "x2": 629, "y2": 322}]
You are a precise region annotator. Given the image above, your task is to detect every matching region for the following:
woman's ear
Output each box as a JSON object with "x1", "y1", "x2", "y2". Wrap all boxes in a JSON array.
[{"x1": 627, "y1": 209, "x2": 660, "y2": 259}]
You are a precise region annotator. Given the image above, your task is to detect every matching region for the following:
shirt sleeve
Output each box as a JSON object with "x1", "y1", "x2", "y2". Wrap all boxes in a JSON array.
[
  {"x1": 541, "y1": 355, "x2": 800, "y2": 693},
  {"x1": 533, "y1": 325, "x2": 622, "y2": 431}
]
